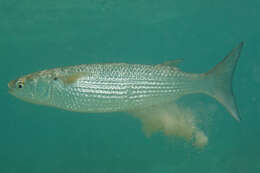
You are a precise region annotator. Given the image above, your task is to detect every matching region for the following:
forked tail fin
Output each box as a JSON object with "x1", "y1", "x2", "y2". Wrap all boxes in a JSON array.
[{"x1": 202, "y1": 42, "x2": 244, "y2": 121}]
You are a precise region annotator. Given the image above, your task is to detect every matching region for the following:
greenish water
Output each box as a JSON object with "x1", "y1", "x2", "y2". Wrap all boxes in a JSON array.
[{"x1": 1, "y1": 0, "x2": 260, "y2": 172}]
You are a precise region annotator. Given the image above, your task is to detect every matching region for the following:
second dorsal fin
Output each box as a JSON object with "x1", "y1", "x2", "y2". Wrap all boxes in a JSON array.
[{"x1": 159, "y1": 58, "x2": 184, "y2": 67}]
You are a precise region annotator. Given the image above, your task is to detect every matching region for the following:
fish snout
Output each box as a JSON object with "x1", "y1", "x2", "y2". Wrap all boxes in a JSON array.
[{"x1": 8, "y1": 80, "x2": 16, "y2": 91}]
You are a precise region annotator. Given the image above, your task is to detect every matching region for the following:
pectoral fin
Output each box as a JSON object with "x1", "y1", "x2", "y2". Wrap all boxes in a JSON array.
[{"x1": 60, "y1": 72, "x2": 88, "y2": 85}]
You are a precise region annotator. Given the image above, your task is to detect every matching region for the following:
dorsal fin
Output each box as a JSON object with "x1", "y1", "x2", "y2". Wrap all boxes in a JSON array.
[{"x1": 160, "y1": 59, "x2": 184, "y2": 67}]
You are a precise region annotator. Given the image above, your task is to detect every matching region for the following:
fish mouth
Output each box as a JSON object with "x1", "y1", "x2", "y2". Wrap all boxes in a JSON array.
[
  {"x1": 8, "y1": 80, "x2": 16, "y2": 94},
  {"x1": 8, "y1": 87, "x2": 13, "y2": 95},
  {"x1": 8, "y1": 80, "x2": 16, "y2": 87},
  {"x1": 8, "y1": 82, "x2": 11, "y2": 89}
]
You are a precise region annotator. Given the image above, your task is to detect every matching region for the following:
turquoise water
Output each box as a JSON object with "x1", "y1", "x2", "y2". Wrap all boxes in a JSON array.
[{"x1": 1, "y1": 0, "x2": 260, "y2": 172}]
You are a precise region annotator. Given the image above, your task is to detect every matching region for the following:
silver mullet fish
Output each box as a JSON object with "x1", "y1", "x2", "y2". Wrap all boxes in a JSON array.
[{"x1": 8, "y1": 42, "x2": 243, "y2": 121}]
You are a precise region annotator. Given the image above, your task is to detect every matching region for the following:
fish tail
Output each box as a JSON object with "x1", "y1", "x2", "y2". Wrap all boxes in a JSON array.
[{"x1": 201, "y1": 42, "x2": 244, "y2": 121}]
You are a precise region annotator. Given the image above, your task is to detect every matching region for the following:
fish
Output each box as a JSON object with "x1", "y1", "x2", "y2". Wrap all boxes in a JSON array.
[{"x1": 8, "y1": 42, "x2": 243, "y2": 123}]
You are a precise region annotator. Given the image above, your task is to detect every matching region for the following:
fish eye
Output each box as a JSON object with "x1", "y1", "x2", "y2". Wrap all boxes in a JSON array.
[
  {"x1": 53, "y1": 77, "x2": 58, "y2": 81},
  {"x1": 16, "y1": 81, "x2": 24, "y2": 89}
]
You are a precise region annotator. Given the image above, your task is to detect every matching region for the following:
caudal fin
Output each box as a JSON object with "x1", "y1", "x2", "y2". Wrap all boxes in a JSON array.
[{"x1": 202, "y1": 42, "x2": 244, "y2": 121}]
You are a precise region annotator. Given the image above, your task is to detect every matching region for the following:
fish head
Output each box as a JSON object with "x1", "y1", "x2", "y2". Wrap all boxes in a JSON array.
[{"x1": 8, "y1": 70, "x2": 57, "y2": 105}]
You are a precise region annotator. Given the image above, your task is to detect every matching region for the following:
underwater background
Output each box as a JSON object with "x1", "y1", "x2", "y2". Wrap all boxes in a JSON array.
[{"x1": 1, "y1": 0, "x2": 260, "y2": 172}]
